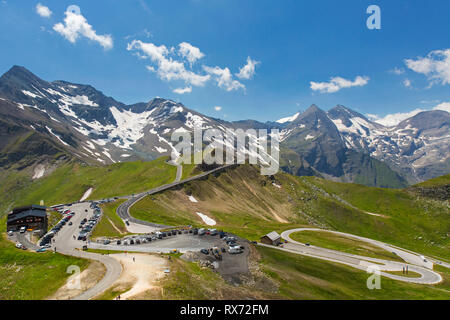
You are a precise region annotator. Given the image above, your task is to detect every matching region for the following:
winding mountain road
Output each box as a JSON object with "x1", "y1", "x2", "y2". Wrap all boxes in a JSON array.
[
  {"x1": 116, "y1": 164, "x2": 234, "y2": 230},
  {"x1": 41, "y1": 164, "x2": 447, "y2": 299},
  {"x1": 50, "y1": 202, "x2": 122, "y2": 300},
  {"x1": 50, "y1": 164, "x2": 233, "y2": 299},
  {"x1": 261, "y1": 228, "x2": 444, "y2": 285}
]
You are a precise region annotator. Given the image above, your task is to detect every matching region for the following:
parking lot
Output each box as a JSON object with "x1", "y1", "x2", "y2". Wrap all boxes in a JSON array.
[
  {"x1": 9, "y1": 199, "x2": 251, "y2": 288},
  {"x1": 89, "y1": 229, "x2": 251, "y2": 284},
  {"x1": 88, "y1": 230, "x2": 243, "y2": 254}
]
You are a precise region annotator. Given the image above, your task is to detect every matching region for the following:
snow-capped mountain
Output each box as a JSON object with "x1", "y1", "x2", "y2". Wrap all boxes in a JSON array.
[
  {"x1": 0, "y1": 66, "x2": 230, "y2": 165},
  {"x1": 280, "y1": 105, "x2": 450, "y2": 182},
  {"x1": 0, "y1": 66, "x2": 448, "y2": 186}
]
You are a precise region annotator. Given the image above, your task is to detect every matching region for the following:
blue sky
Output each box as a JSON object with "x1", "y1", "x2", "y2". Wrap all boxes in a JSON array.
[{"x1": 0, "y1": 0, "x2": 449, "y2": 124}]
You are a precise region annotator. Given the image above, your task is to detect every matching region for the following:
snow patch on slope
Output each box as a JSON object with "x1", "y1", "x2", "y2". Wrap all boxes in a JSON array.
[
  {"x1": 45, "y1": 126, "x2": 69, "y2": 146},
  {"x1": 80, "y1": 188, "x2": 93, "y2": 202},
  {"x1": 276, "y1": 112, "x2": 300, "y2": 124},
  {"x1": 196, "y1": 212, "x2": 216, "y2": 226}
]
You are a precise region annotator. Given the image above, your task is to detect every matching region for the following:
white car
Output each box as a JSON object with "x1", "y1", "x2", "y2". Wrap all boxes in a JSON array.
[
  {"x1": 15, "y1": 242, "x2": 23, "y2": 249},
  {"x1": 228, "y1": 246, "x2": 242, "y2": 254},
  {"x1": 19, "y1": 226, "x2": 26, "y2": 233}
]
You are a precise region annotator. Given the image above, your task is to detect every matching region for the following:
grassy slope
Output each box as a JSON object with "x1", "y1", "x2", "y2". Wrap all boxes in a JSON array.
[
  {"x1": 0, "y1": 157, "x2": 177, "y2": 300},
  {"x1": 308, "y1": 177, "x2": 449, "y2": 260},
  {"x1": 131, "y1": 165, "x2": 307, "y2": 239},
  {"x1": 0, "y1": 217, "x2": 90, "y2": 300},
  {"x1": 91, "y1": 199, "x2": 128, "y2": 239},
  {"x1": 290, "y1": 230, "x2": 403, "y2": 262},
  {"x1": 146, "y1": 246, "x2": 450, "y2": 300},
  {"x1": 181, "y1": 162, "x2": 200, "y2": 181},
  {"x1": 131, "y1": 165, "x2": 449, "y2": 261},
  {"x1": 257, "y1": 246, "x2": 450, "y2": 300},
  {"x1": 0, "y1": 157, "x2": 176, "y2": 216},
  {"x1": 414, "y1": 174, "x2": 450, "y2": 188}
]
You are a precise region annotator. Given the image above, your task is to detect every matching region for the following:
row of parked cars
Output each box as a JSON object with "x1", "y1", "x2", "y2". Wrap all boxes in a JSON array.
[
  {"x1": 39, "y1": 208, "x2": 76, "y2": 248},
  {"x1": 77, "y1": 203, "x2": 102, "y2": 241},
  {"x1": 113, "y1": 228, "x2": 190, "y2": 246},
  {"x1": 108, "y1": 227, "x2": 220, "y2": 246}
]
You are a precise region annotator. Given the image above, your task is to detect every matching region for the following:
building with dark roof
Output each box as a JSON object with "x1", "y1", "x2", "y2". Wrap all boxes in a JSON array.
[
  {"x1": 260, "y1": 231, "x2": 281, "y2": 246},
  {"x1": 7, "y1": 205, "x2": 47, "y2": 234}
]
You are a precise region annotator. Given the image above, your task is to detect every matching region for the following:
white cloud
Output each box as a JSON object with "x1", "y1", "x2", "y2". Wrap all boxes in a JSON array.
[
  {"x1": 127, "y1": 40, "x2": 210, "y2": 88},
  {"x1": 53, "y1": 7, "x2": 113, "y2": 50},
  {"x1": 403, "y1": 79, "x2": 412, "y2": 88},
  {"x1": 389, "y1": 67, "x2": 404, "y2": 75},
  {"x1": 203, "y1": 65, "x2": 245, "y2": 91},
  {"x1": 214, "y1": 106, "x2": 222, "y2": 111},
  {"x1": 36, "y1": 3, "x2": 52, "y2": 18},
  {"x1": 367, "y1": 109, "x2": 425, "y2": 126},
  {"x1": 310, "y1": 76, "x2": 369, "y2": 93},
  {"x1": 173, "y1": 86, "x2": 192, "y2": 94},
  {"x1": 367, "y1": 101, "x2": 450, "y2": 127},
  {"x1": 236, "y1": 56, "x2": 260, "y2": 79},
  {"x1": 420, "y1": 99, "x2": 440, "y2": 105},
  {"x1": 405, "y1": 49, "x2": 450, "y2": 86},
  {"x1": 178, "y1": 42, "x2": 204, "y2": 65},
  {"x1": 128, "y1": 40, "x2": 252, "y2": 93},
  {"x1": 433, "y1": 102, "x2": 450, "y2": 113}
]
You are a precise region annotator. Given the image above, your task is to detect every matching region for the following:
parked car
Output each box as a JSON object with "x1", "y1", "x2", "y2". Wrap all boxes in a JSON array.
[
  {"x1": 198, "y1": 228, "x2": 206, "y2": 236},
  {"x1": 19, "y1": 226, "x2": 26, "y2": 233},
  {"x1": 7, "y1": 231, "x2": 13, "y2": 236},
  {"x1": 209, "y1": 229, "x2": 218, "y2": 236},
  {"x1": 36, "y1": 248, "x2": 46, "y2": 253},
  {"x1": 103, "y1": 240, "x2": 111, "y2": 245},
  {"x1": 116, "y1": 240, "x2": 121, "y2": 245},
  {"x1": 15, "y1": 242, "x2": 23, "y2": 249},
  {"x1": 228, "y1": 246, "x2": 242, "y2": 254},
  {"x1": 200, "y1": 249, "x2": 209, "y2": 255}
]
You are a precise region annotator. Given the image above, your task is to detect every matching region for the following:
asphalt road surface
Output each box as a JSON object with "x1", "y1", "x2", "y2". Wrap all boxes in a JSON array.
[
  {"x1": 116, "y1": 165, "x2": 234, "y2": 231},
  {"x1": 259, "y1": 228, "x2": 444, "y2": 285},
  {"x1": 89, "y1": 233, "x2": 220, "y2": 253},
  {"x1": 42, "y1": 166, "x2": 232, "y2": 299},
  {"x1": 50, "y1": 202, "x2": 122, "y2": 300}
]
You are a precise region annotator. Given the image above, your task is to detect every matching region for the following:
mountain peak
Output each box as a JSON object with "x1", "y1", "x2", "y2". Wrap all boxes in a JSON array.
[
  {"x1": 0, "y1": 65, "x2": 47, "y2": 91},
  {"x1": 328, "y1": 105, "x2": 369, "y2": 122},
  {"x1": 301, "y1": 104, "x2": 326, "y2": 116},
  {"x1": 2, "y1": 65, "x2": 37, "y2": 80},
  {"x1": 307, "y1": 104, "x2": 320, "y2": 111}
]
